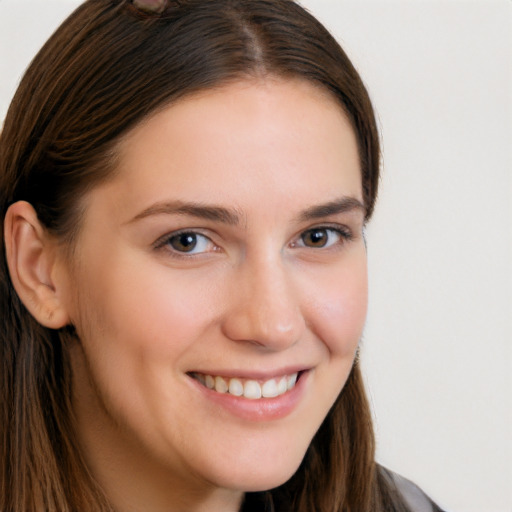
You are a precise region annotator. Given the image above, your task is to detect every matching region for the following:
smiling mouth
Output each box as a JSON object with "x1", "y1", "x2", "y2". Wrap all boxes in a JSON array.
[{"x1": 189, "y1": 372, "x2": 301, "y2": 399}]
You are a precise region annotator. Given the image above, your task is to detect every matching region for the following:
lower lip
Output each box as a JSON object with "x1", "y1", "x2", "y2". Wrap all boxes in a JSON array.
[{"x1": 188, "y1": 371, "x2": 309, "y2": 422}]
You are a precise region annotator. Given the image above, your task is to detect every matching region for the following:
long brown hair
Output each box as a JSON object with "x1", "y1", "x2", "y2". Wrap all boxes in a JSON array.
[{"x1": 0, "y1": 1, "x2": 404, "y2": 510}]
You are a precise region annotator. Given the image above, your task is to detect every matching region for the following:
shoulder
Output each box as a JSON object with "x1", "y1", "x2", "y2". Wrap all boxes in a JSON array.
[{"x1": 378, "y1": 465, "x2": 446, "y2": 512}]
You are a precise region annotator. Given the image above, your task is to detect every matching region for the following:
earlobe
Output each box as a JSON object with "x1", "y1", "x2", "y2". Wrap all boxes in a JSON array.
[{"x1": 4, "y1": 201, "x2": 71, "y2": 329}]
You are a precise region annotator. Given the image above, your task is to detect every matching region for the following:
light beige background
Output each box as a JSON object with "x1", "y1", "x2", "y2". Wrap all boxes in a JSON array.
[{"x1": 1, "y1": 1, "x2": 511, "y2": 511}]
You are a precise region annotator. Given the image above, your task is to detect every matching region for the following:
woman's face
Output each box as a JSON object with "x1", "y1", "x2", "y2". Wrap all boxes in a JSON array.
[{"x1": 62, "y1": 78, "x2": 367, "y2": 505}]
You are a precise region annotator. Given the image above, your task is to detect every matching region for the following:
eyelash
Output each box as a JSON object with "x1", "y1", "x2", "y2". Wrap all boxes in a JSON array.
[
  {"x1": 293, "y1": 225, "x2": 353, "y2": 249},
  {"x1": 154, "y1": 225, "x2": 354, "y2": 258},
  {"x1": 153, "y1": 229, "x2": 217, "y2": 258}
]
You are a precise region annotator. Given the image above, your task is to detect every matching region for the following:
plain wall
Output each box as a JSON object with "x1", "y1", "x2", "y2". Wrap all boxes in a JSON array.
[{"x1": 1, "y1": 1, "x2": 511, "y2": 511}]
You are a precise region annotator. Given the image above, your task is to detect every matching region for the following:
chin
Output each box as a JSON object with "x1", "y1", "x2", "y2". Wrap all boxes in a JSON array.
[{"x1": 202, "y1": 447, "x2": 307, "y2": 493}]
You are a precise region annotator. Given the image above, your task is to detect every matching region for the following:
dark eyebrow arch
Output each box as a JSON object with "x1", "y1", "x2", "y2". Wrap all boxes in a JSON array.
[
  {"x1": 297, "y1": 197, "x2": 366, "y2": 222},
  {"x1": 128, "y1": 200, "x2": 242, "y2": 226}
]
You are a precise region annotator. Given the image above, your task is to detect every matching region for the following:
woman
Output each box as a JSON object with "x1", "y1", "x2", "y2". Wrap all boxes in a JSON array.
[{"x1": 0, "y1": 0, "x2": 444, "y2": 510}]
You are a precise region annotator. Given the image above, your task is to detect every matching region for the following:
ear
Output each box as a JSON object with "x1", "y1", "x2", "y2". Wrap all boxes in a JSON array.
[{"x1": 4, "y1": 201, "x2": 71, "y2": 329}]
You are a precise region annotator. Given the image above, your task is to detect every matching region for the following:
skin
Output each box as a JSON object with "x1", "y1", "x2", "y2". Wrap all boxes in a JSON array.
[{"x1": 11, "y1": 78, "x2": 368, "y2": 512}]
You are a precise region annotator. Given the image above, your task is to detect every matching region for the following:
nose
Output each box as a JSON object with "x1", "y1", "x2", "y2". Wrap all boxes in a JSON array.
[{"x1": 221, "y1": 257, "x2": 306, "y2": 351}]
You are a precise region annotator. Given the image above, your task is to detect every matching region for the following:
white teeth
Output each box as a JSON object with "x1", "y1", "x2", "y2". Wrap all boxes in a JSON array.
[
  {"x1": 228, "y1": 378, "x2": 244, "y2": 396},
  {"x1": 205, "y1": 375, "x2": 215, "y2": 389},
  {"x1": 244, "y1": 380, "x2": 262, "y2": 399},
  {"x1": 287, "y1": 373, "x2": 298, "y2": 390},
  {"x1": 262, "y1": 379, "x2": 278, "y2": 398},
  {"x1": 214, "y1": 376, "x2": 228, "y2": 393},
  {"x1": 277, "y1": 376, "x2": 288, "y2": 395},
  {"x1": 195, "y1": 371, "x2": 300, "y2": 399}
]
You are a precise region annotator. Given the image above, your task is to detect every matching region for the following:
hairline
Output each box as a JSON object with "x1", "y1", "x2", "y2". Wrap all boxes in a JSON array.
[{"x1": 61, "y1": 72, "x2": 364, "y2": 255}]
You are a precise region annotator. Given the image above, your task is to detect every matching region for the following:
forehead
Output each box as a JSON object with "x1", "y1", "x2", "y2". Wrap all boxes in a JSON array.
[{"x1": 90, "y1": 77, "x2": 362, "y2": 222}]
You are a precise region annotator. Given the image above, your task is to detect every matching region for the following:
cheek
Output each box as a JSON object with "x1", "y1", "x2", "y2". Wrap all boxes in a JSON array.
[
  {"x1": 69, "y1": 259, "x2": 219, "y2": 430},
  {"x1": 304, "y1": 254, "x2": 368, "y2": 356},
  {"x1": 75, "y1": 257, "x2": 215, "y2": 357},
  {"x1": 122, "y1": 266, "x2": 222, "y2": 355}
]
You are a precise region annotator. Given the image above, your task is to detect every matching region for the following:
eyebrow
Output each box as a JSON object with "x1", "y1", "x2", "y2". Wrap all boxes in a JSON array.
[
  {"x1": 129, "y1": 200, "x2": 242, "y2": 225},
  {"x1": 129, "y1": 196, "x2": 365, "y2": 226},
  {"x1": 296, "y1": 196, "x2": 366, "y2": 222}
]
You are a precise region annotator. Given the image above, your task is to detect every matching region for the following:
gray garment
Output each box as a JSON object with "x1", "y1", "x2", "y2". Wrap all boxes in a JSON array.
[
  {"x1": 391, "y1": 471, "x2": 442, "y2": 512},
  {"x1": 378, "y1": 466, "x2": 446, "y2": 512}
]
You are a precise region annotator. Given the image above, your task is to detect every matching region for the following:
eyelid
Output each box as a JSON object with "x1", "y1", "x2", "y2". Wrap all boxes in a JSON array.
[
  {"x1": 291, "y1": 224, "x2": 354, "y2": 248},
  {"x1": 153, "y1": 229, "x2": 218, "y2": 256},
  {"x1": 151, "y1": 222, "x2": 356, "y2": 258}
]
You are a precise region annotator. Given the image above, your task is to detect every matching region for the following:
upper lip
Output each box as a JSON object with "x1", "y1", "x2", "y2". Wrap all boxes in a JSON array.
[{"x1": 187, "y1": 365, "x2": 310, "y2": 381}]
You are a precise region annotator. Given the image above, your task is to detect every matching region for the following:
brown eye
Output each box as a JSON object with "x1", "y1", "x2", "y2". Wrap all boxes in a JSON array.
[
  {"x1": 168, "y1": 232, "x2": 203, "y2": 253},
  {"x1": 301, "y1": 228, "x2": 329, "y2": 248},
  {"x1": 298, "y1": 227, "x2": 349, "y2": 249}
]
